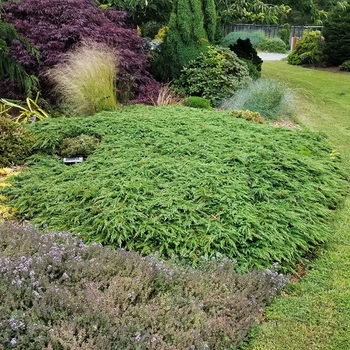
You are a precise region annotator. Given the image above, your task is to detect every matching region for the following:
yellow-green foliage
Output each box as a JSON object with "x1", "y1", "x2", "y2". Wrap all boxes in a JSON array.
[
  {"x1": 231, "y1": 109, "x2": 265, "y2": 123},
  {"x1": 154, "y1": 26, "x2": 169, "y2": 41},
  {"x1": 47, "y1": 40, "x2": 118, "y2": 116}
]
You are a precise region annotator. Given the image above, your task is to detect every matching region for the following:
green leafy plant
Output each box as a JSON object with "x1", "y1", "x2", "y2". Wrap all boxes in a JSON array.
[
  {"x1": 175, "y1": 46, "x2": 251, "y2": 106},
  {"x1": 184, "y1": 96, "x2": 212, "y2": 109},
  {"x1": 287, "y1": 31, "x2": 326, "y2": 66},
  {"x1": 0, "y1": 92, "x2": 50, "y2": 123},
  {"x1": 277, "y1": 23, "x2": 291, "y2": 46},
  {"x1": 220, "y1": 79, "x2": 294, "y2": 121},
  {"x1": 0, "y1": 117, "x2": 36, "y2": 167},
  {"x1": 256, "y1": 37, "x2": 287, "y2": 53},
  {"x1": 60, "y1": 134, "x2": 100, "y2": 158},
  {"x1": 231, "y1": 109, "x2": 265, "y2": 123},
  {"x1": 2, "y1": 105, "x2": 347, "y2": 272},
  {"x1": 46, "y1": 39, "x2": 118, "y2": 116},
  {"x1": 339, "y1": 60, "x2": 350, "y2": 72}
]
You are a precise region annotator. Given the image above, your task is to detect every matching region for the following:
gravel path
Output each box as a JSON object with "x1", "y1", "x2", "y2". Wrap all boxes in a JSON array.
[{"x1": 258, "y1": 52, "x2": 289, "y2": 61}]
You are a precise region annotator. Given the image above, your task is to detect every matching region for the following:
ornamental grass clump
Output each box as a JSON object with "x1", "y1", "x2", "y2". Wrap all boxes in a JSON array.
[
  {"x1": 0, "y1": 222, "x2": 287, "y2": 349},
  {"x1": 47, "y1": 40, "x2": 118, "y2": 116},
  {"x1": 220, "y1": 79, "x2": 294, "y2": 121}
]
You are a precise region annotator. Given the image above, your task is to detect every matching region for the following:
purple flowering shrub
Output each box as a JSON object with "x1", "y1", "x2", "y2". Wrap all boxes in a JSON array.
[
  {"x1": 1, "y1": 0, "x2": 159, "y2": 103},
  {"x1": 0, "y1": 222, "x2": 287, "y2": 349}
]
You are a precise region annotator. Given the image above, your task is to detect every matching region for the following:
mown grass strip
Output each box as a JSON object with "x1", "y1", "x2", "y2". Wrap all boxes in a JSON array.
[{"x1": 242, "y1": 61, "x2": 350, "y2": 349}]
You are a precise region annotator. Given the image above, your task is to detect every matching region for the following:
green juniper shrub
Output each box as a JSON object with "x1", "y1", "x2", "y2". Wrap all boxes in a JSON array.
[
  {"x1": 0, "y1": 117, "x2": 36, "y2": 167},
  {"x1": 231, "y1": 109, "x2": 266, "y2": 124},
  {"x1": 174, "y1": 45, "x2": 251, "y2": 106},
  {"x1": 287, "y1": 31, "x2": 326, "y2": 66},
  {"x1": 256, "y1": 37, "x2": 287, "y2": 54},
  {"x1": 220, "y1": 79, "x2": 294, "y2": 121},
  {"x1": 2, "y1": 105, "x2": 347, "y2": 272},
  {"x1": 339, "y1": 60, "x2": 350, "y2": 72},
  {"x1": 0, "y1": 221, "x2": 287, "y2": 349},
  {"x1": 59, "y1": 134, "x2": 100, "y2": 158},
  {"x1": 184, "y1": 96, "x2": 212, "y2": 109},
  {"x1": 229, "y1": 38, "x2": 263, "y2": 79},
  {"x1": 221, "y1": 31, "x2": 267, "y2": 48}
]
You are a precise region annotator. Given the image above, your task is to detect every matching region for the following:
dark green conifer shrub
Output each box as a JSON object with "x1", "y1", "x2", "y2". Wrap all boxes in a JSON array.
[
  {"x1": 175, "y1": 46, "x2": 251, "y2": 106},
  {"x1": 0, "y1": 117, "x2": 36, "y2": 167},
  {"x1": 229, "y1": 38, "x2": 263, "y2": 79},
  {"x1": 323, "y1": 4, "x2": 350, "y2": 66},
  {"x1": 151, "y1": 0, "x2": 216, "y2": 81}
]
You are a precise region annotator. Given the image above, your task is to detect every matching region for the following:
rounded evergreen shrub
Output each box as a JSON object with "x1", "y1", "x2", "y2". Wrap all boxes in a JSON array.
[
  {"x1": 0, "y1": 117, "x2": 36, "y2": 167},
  {"x1": 174, "y1": 46, "x2": 251, "y2": 106},
  {"x1": 60, "y1": 134, "x2": 100, "y2": 158},
  {"x1": 184, "y1": 96, "x2": 212, "y2": 109},
  {"x1": 339, "y1": 60, "x2": 350, "y2": 72},
  {"x1": 323, "y1": 4, "x2": 350, "y2": 66},
  {"x1": 287, "y1": 31, "x2": 326, "y2": 66},
  {"x1": 256, "y1": 38, "x2": 287, "y2": 53}
]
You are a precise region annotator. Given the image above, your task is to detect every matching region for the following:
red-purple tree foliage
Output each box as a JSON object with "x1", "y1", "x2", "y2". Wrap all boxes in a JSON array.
[{"x1": 1, "y1": 0, "x2": 159, "y2": 103}]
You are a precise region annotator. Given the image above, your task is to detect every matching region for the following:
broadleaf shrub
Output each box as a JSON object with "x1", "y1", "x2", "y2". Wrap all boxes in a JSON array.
[
  {"x1": 174, "y1": 46, "x2": 251, "y2": 106},
  {"x1": 0, "y1": 222, "x2": 287, "y2": 349},
  {"x1": 287, "y1": 31, "x2": 326, "y2": 66},
  {"x1": 220, "y1": 79, "x2": 294, "y2": 121},
  {"x1": 2, "y1": 105, "x2": 347, "y2": 272},
  {"x1": 339, "y1": 60, "x2": 350, "y2": 72},
  {"x1": 1, "y1": 0, "x2": 159, "y2": 103},
  {"x1": 0, "y1": 117, "x2": 36, "y2": 167}
]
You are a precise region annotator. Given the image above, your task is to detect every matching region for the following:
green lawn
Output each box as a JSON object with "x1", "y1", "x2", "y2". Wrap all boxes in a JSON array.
[{"x1": 243, "y1": 61, "x2": 350, "y2": 350}]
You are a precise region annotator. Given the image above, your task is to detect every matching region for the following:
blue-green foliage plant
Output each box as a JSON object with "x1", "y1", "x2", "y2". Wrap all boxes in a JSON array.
[
  {"x1": 221, "y1": 31, "x2": 267, "y2": 48},
  {"x1": 2, "y1": 105, "x2": 347, "y2": 272},
  {"x1": 256, "y1": 37, "x2": 287, "y2": 53},
  {"x1": 220, "y1": 79, "x2": 294, "y2": 121}
]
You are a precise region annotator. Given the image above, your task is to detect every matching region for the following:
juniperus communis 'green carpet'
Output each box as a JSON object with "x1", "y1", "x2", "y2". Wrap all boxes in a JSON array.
[{"x1": 3, "y1": 105, "x2": 347, "y2": 271}]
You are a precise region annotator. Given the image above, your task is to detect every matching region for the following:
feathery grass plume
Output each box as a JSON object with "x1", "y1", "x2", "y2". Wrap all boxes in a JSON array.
[
  {"x1": 47, "y1": 39, "x2": 118, "y2": 116},
  {"x1": 220, "y1": 79, "x2": 294, "y2": 121},
  {"x1": 151, "y1": 82, "x2": 183, "y2": 106}
]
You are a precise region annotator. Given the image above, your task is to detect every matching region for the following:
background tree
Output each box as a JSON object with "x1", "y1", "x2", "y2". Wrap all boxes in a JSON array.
[
  {"x1": 322, "y1": 2, "x2": 350, "y2": 66},
  {"x1": 0, "y1": 1, "x2": 38, "y2": 97},
  {"x1": 152, "y1": 0, "x2": 216, "y2": 82}
]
